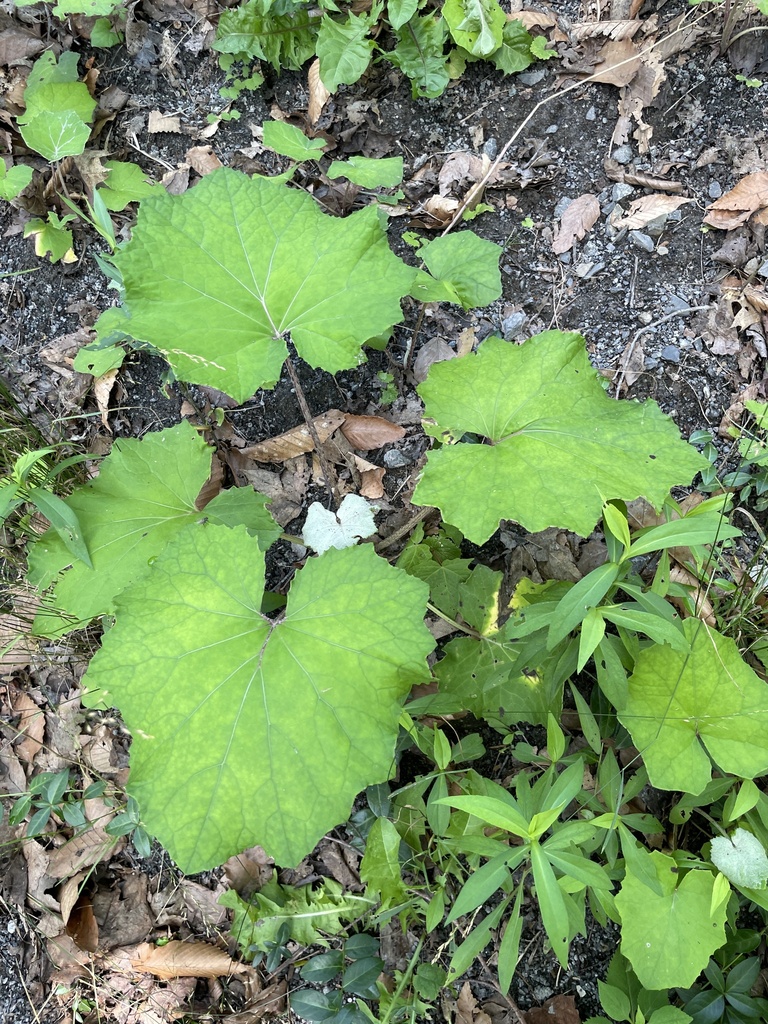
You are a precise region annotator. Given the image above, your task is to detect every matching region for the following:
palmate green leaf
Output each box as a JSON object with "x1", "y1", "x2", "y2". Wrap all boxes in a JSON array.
[
  {"x1": 97, "y1": 160, "x2": 162, "y2": 212},
  {"x1": 111, "y1": 168, "x2": 415, "y2": 402},
  {"x1": 27, "y1": 421, "x2": 280, "y2": 629},
  {"x1": 616, "y1": 851, "x2": 727, "y2": 988},
  {"x1": 327, "y1": 156, "x2": 404, "y2": 188},
  {"x1": 413, "y1": 333, "x2": 708, "y2": 544},
  {"x1": 0, "y1": 162, "x2": 33, "y2": 202},
  {"x1": 262, "y1": 120, "x2": 326, "y2": 162},
  {"x1": 617, "y1": 620, "x2": 768, "y2": 795},
  {"x1": 19, "y1": 53, "x2": 96, "y2": 161},
  {"x1": 82, "y1": 533, "x2": 433, "y2": 870},
  {"x1": 489, "y1": 19, "x2": 535, "y2": 75},
  {"x1": 410, "y1": 232, "x2": 502, "y2": 309}
]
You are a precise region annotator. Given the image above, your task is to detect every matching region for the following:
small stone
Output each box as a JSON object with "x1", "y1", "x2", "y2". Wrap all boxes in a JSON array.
[
  {"x1": 483, "y1": 137, "x2": 498, "y2": 159},
  {"x1": 518, "y1": 69, "x2": 546, "y2": 85},
  {"x1": 545, "y1": 124, "x2": 559, "y2": 134},
  {"x1": 383, "y1": 449, "x2": 411, "y2": 468},
  {"x1": 657, "y1": 245, "x2": 669, "y2": 255},
  {"x1": 665, "y1": 293, "x2": 690, "y2": 312},
  {"x1": 554, "y1": 196, "x2": 572, "y2": 219},
  {"x1": 644, "y1": 356, "x2": 659, "y2": 370},
  {"x1": 661, "y1": 345, "x2": 680, "y2": 363},
  {"x1": 612, "y1": 144, "x2": 633, "y2": 164},
  {"x1": 611, "y1": 182, "x2": 634, "y2": 202},
  {"x1": 757, "y1": 259, "x2": 768, "y2": 278},
  {"x1": 501, "y1": 311, "x2": 527, "y2": 339},
  {"x1": 629, "y1": 230, "x2": 654, "y2": 252},
  {"x1": 586, "y1": 105, "x2": 597, "y2": 121},
  {"x1": 638, "y1": 311, "x2": 653, "y2": 325},
  {"x1": 708, "y1": 180, "x2": 723, "y2": 199}
]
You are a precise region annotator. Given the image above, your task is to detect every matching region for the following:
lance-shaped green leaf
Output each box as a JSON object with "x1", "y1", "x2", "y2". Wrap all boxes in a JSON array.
[
  {"x1": 213, "y1": 0, "x2": 320, "y2": 69},
  {"x1": 616, "y1": 851, "x2": 727, "y2": 988},
  {"x1": 28, "y1": 421, "x2": 280, "y2": 628},
  {"x1": 111, "y1": 168, "x2": 415, "y2": 402},
  {"x1": 413, "y1": 333, "x2": 708, "y2": 544},
  {"x1": 617, "y1": 620, "x2": 768, "y2": 795},
  {"x1": 82, "y1": 534, "x2": 433, "y2": 870}
]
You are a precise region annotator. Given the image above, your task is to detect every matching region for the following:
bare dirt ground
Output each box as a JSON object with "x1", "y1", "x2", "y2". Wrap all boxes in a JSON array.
[{"x1": 3, "y1": 0, "x2": 768, "y2": 1021}]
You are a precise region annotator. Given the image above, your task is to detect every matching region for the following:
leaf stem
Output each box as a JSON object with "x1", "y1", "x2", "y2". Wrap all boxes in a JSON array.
[{"x1": 283, "y1": 351, "x2": 337, "y2": 508}]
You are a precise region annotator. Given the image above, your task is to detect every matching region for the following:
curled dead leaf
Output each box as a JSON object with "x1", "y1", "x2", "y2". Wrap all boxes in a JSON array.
[
  {"x1": 354, "y1": 456, "x2": 386, "y2": 499},
  {"x1": 552, "y1": 194, "x2": 600, "y2": 254},
  {"x1": 704, "y1": 172, "x2": 768, "y2": 231},
  {"x1": 611, "y1": 193, "x2": 693, "y2": 230},
  {"x1": 13, "y1": 690, "x2": 45, "y2": 764},
  {"x1": 130, "y1": 939, "x2": 257, "y2": 981},
  {"x1": 93, "y1": 368, "x2": 118, "y2": 431},
  {"x1": 308, "y1": 58, "x2": 330, "y2": 125},
  {"x1": 340, "y1": 415, "x2": 405, "y2": 450},
  {"x1": 242, "y1": 409, "x2": 345, "y2": 463}
]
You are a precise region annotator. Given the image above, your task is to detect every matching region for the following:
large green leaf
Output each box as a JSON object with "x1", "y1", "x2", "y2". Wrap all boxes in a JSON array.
[
  {"x1": 443, "y1": 0, "x2": 505, "y2": 57},
  {"x1": 413, "y1": 333, "x2": 708, "y2": 544},
  {"x1": 389, "y1": 15, "x2": 451, "y2": 98},
  {"x1": 616, "y1": 851, "x2": 727, "y2": 988},
  {"x1": 410, "y1": 232, "x2": 502, "y2": 309},
  {"x1": 617, "y1": 620, "x2": 768, "y2": 794},
  {"x1": 28, "y1": 421, "x2": 279, "y2": 628},
  {"x1": 316, "y1": 9, "x2": 377, "y2": 91},
  {"x1": 110, "y1": 168, "x2": 415, "y2": 401},
  {"x1": 82, "y1": 534, "x2": 433, "y2": 870}
]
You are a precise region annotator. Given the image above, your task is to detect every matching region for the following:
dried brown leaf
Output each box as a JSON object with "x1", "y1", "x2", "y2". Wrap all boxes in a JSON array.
[
  {"x1": 222, "y1": 845, "x2": 273, "y2": 896},
  {"x1": 93, "y1": 367, "x2": 118, "y2": 431},
  {"x1": 354, "y1": 456, "x2": 386, "y2": 499},
  {"x1": 13, "y1": 690, "x2": 45, "y2": 764},
  {"x1": 241, "y1": 409, "x2": 345, "y2": 463},
  {"x1": 0, "y1": 24, "x2": 44, "y2": 65},
  {"x1": 525, "y1": 994, "x2": 580, "y2": 1024},
  {"x1": 412, "y1": 337, "x2": 456, "y2": 383},
  {"x1": 612, "y1": 193, "x2": 693, "y2": 229},
  {"x1": 340, "y1": 415, "x2": 405, "y2": 450},
  {"x1": 185, "y1": 144, "x2": 222, "y2": 176},
  {"x1": 130, "y1": 939, "x2": 256, "y2": 980},
  {"x1": 616, "y1": 335, "x2": 645, "y2": 388},
  {"x1": 552, "y1": 194, "x2": 600, "y2": 254},
  {"x1": 307, "y1": 58, "x2": 330, "y2": 125},
  {"x1": 704, "y1": 172, "x2": 768, "y2": 230},
  {"x1": 590, "y1": 37, "x2": 641, "y2": 86},
  {"x1": 147, "y1": 110, "x2": 181, "y2": 133}
]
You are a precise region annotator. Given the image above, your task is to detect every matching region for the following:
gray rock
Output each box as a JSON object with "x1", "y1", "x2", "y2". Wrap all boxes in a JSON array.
[
  {"x1": 612, "y1": 145, "x2": 633, "y2": 164},
  {"x1": 383, "y1": 449, "x2": 411, "y2": 468},
  {"x1": 518, "y1": 69, "x2": 546, "y2": 85},
  {"x1": 483, "y1": 137, "x2": 498, "y2": 159},
  {"x1": 554, "y1": 196, "x2": 573, "y2": 219},
  {"x1": 629, "y1": 230, "x2": 654, "y2": 252},
  {"x1": 645, "y1": 356, "x2": 659, "y2": 369},
  {"x1": 708, "y1": 180, "x2": 723, "y2": 199},
  {"x1": 611, "y1": 182, "x2": 634, "y2": 202},
  {"x1": 501, "y1": 311, "x2": 527, "y2": 339},
  {"x1": 586, "y1": 105, "x2": 597, "y2": 121},
  {"x1": 661, "y1": 345, "x2": 680, "y2": 363}
]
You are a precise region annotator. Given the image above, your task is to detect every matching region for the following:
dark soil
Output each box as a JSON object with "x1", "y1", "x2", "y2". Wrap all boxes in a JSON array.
[{"x1": 3, "y1": 0, "x2": 768, "y2": 1020}]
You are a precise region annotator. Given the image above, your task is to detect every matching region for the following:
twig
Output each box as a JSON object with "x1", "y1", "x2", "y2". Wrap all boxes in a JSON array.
[
  {"x1": 375, "y1": 505, "x2": 432, "y2": 552},
  {"x1": 612, "y1": 305, "x2": 711, "y2": 397},
  {"x1": 440, "y1": 6, "x2": 713, "y2": 236},
  {"x1": 283, "y1": 355, "x2": 337, "y2": 507}
]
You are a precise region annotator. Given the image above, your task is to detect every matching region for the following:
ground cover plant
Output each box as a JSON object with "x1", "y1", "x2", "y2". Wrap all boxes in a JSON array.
[{"x1": 4, "y1": 1, "x2": 768, "y2": 1022}]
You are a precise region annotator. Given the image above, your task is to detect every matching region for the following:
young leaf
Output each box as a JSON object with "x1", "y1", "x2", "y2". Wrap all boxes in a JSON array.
[
  {"x1": 23, "y1": 214, "x2": 77, "y2": 264},
  {"x1": 0, "y1": 162, "x2": 33, "y2": 202},
  {"x1": 434, "y1": 794, "x2": 530, "y2": 838},
  {"x1": 28, "y1": 421, "x2": 280, "y2": 627},
  {"x1": 389, "y1": 15, "x2": 451, "y2": 98},
  {"x1": 213, "y1": 0, "x2": 320, "y2": 70},
  {"x1": 410, "y1": 232, "x2": 503, "y2": 309},
  {"x1": 82, "y1": 533, "x2": 433, "y2": 870},
  {"x1": 618, "y1": 621, "x2": 768, "y2": 794},
  {"x1": 302, "y1": 494, "x2": 378, "y2": 554},
  {"x1": 615, "y1": 851, "x2": 727, "y2": 988},
  {"x1": 97, "y1": 160, "x2": 162, "y2": 212},
  {"x1": 710, "y1": 828, "x2": 768, "y2": 889},
  {"x1": 18, "y1": 52, "x2": 96, "y2": 161},
  {"x1": 360, "y1": 817, "x2": 408, "y2": 906},
  {"x1": 530, "y1": 841, "x2": 570, "y2": 967},
  {"x1": 497, "y1": 884, "x2": 524, "y2": 993},
  {"x1": 111, "y1": 168, "x2": 415, "y2": 401},
  {"x1": 490, "y1": 19, "x2": 535, "y2": 74},
  {"x1": 547, "y1": 562, "x2": 620, "y2": 650},
  {"x1": 413, "y1": 334, "x2": 707, "y2": 544},
  {"x1": 26, "y1": 486, "x2": 92, "y2": 569},
  {"x1": 262, "y1": 120, "x2": 326, "y2": 162},
  {"x1": 443, "y1": 0, "x2": 505, "y2": 57},
  {"x1": 326, "y1": 156, "x2": 404, "y2": 188},
  {"x1": 316, "y1": 9, "x2": 378, "y2": 91}
]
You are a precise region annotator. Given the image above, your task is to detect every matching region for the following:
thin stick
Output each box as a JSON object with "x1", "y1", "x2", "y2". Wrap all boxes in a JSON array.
[
  {"x1": 283, "y1": 355, "x2": 337, "y2": 507},
  {"x1": 375, "y1": 504, "x2": 432, "y2": 552},
  {"x1": 612, "y1": 305, "x2": 711, "y2": 396}
]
